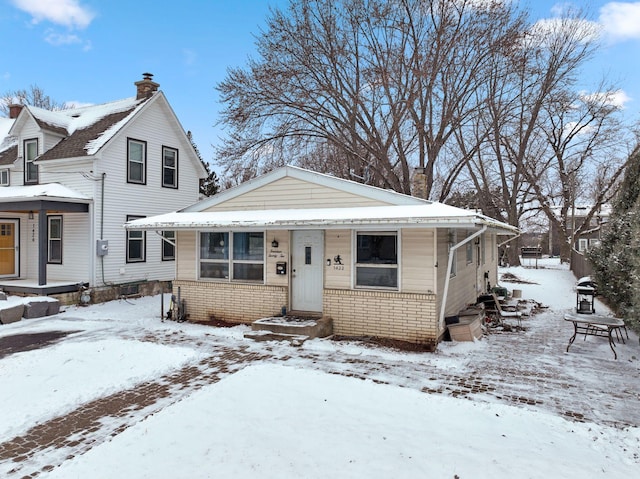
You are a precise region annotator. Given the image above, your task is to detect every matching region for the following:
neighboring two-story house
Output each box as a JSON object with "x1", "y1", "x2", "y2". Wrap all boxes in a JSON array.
[
  {"x1": 0, "y1": 74, "x2": 206, "y2": 301},
  {"x1": 548, "y1": 205, "x2": 611, "y2": 257}
]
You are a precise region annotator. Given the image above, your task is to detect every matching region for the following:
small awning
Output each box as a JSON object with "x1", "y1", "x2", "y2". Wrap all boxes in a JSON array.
[
  {"x1": 125, "y1": 204, "x2": 519, "y2": 234},
  {"x1": 0, "y1": 183, "x2": 91, "y2": 212}
]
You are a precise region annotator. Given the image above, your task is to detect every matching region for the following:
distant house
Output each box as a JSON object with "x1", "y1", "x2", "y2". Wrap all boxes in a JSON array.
[
  {"x1": 0, "y1": 74, "x2": 207, "y2": 300},
  {"x1": 548, "y1": 205, "x2": 610, "y2": 257},
  {"x1": 126, "y1": 166, "x2": 518, "y2": 348}
]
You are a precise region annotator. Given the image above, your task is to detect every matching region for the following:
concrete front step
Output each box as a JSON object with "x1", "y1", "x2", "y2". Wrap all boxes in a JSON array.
[
  {"x1": 243, "y1": 330, "x2": 309, "y2": 346},
  {"x1": 251, "y1": 315, "x2": 333, "y2": 338}
]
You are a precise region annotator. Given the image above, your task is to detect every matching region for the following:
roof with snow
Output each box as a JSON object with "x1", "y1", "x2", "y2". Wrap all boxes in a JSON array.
[
  {"x1": 0, "y1": 183, "x2": 91, "y2": 204},
  {"x1": 27, "y1": 97, "x2": 147, "y2": 160},
  {"x1": 0, "y1": 117, "x2": 17, "y2": 165},
  {"x1": 125, "y1": 204, "x2": 519, "y2": 233}
]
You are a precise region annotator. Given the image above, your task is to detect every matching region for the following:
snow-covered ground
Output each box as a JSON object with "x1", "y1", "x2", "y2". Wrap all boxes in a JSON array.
[{"x1": 0, "y1": 258, "x2": 639, "y2": 478}]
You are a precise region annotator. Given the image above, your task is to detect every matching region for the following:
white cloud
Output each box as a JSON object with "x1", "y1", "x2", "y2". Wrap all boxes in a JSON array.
[
  {"x1": 581, "y1": 89, "x2": 632, "y2": 108},
  {"x1": 11, "y1": 0, "x2": 95, "y2": 29},
  {"x1": 599, "y1": 2, "x2": 640, "y2": 42},
  {"x1": 44, "y1": 31, "x2": 82, "y2": 46}
]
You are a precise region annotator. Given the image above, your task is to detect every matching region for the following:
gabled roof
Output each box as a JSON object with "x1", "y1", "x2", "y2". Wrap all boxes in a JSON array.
[
  {"x1": 18, "y1": 96, "x2": 147, "y2": 161},
  {"x1": 183, "y1": 165, "x2": 430, "y2": 212},
  {"x1": 0, "y1": 118, "x2": 17, "y2": 165}
]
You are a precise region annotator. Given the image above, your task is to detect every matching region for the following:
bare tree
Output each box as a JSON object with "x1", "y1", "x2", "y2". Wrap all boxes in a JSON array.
[
  {"x1": 0, "y1": 85, "x2": 67, "y2": 115},
  {"x1": 463, "y1": 7, "x2": 616, "y2": 265},
  {"x1": 216, "y1": 0, "x2": 524, "y2": 196},
  {"x1": 529, "y1": 84, "x2": 634, "y2": 261}
]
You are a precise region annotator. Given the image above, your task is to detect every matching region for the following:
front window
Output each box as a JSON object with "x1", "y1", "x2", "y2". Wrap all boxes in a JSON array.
[
  {"x1": 199, "y1": 231, "x2": 264, "y2": 281},
  {"x1": 232, "y1": 232, "x2": 264, "y2": 281},
  {"x1": 355, "y1": 232, "x2": 398, "y2": 288},
  {"x1": 126, "y1": 215, "x2": 146, "y2": 262},
  {"x1": 24, "y1": 138, "x2": 38, "y2": 184},
  {"x1": 47, "y1": 216, "x2": 62, "y2": 264},
  {"x1": 127, "y1": 138, "x2": 146, "y2": 184},
  {"x1": 162, "y1": 230, "x2": 175, "y2": 261},
  {"x1": 0, "y1": 169, "x2": 9, "y2": 186},
  {"x1": 162, "y1": 146, "x2": 178, "y2": 188}
]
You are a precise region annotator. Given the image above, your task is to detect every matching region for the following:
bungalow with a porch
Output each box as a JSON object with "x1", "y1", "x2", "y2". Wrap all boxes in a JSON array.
[{"x1": 126, "y1": 166, "x2": 518, "y2": 348}]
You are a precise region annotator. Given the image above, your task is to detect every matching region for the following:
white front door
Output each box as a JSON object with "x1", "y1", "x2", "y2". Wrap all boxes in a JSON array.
[{"x1": 291, "y1": 230, "x2": 323, "y2": 312}]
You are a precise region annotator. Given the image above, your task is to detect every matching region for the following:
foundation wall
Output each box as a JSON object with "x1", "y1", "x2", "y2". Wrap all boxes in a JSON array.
[
  {"x1": 324, "y1": 288, "x2": 439, "y2": 346},
  {"x1": 173, "y1": 280, "x2": 288, "y2": 323}
]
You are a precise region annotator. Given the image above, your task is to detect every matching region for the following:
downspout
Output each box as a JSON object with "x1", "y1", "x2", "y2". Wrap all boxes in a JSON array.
[
  {"x1": 100, "y1": 173, "x2": 107, "y2": 285},
  {"x1": 438, "y1": 225, "x2": 487, "y2": 329}
]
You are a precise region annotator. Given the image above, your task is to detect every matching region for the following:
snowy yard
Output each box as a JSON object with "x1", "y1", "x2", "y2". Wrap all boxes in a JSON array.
[{"x1": 0, "y1": 259, "x2": 639, "y2": 478}]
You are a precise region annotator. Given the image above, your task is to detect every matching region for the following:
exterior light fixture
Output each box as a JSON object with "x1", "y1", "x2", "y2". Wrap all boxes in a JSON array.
[
  {"x1": 271, "y1": 239, "x2": 279, "y2": 248},
  {"x1": 28, "y1": 211, "x2": 34, "y2": 219}
]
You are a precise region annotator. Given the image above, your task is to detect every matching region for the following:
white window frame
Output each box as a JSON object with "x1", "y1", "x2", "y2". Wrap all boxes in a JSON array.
[
  {"x1": 354, "y1": 231, "x2": 399, "y2": 290},
  {"x1": 162, "y1": 146, "x2": 178, "y2": 188},
  {"x1": 127, "y1": 138, "x2": 146, "y2": 184},
  {"x1": 47, "y1": 215, "x2": 62, "y2": 264},
  {"x1": 198, "y1": 231, "x2": 265, "y2": 282},
  {"x1": 0, "y1": 168, "x2": 9, "y2": 186},
  {"x1": 24, "y1": 138, "x2": 38, "y2": 184},
  {"x1": 161, "y1": 230, "x2": 175, "y2": 261},
  {"x1": 126, "y1": 215, "x2": 146, "y2": 262},
  {"x1": 578, "y1": 238, "x2": 588, "y2": 252}
]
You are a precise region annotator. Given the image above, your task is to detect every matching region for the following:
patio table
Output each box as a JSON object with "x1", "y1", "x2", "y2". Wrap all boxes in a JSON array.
[{"x1": 564, "y1": 313, "x2": 626, "y2": 360}]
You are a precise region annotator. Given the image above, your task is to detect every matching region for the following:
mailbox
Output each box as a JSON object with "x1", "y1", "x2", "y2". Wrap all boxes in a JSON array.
[{"x1": 276, "y1": 262, "x2": 287, "y2": 275}]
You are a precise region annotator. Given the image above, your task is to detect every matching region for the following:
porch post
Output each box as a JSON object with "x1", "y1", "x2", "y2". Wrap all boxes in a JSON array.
[{"x1": 38, "y1": 208, "x2": 47, "y2": 286}]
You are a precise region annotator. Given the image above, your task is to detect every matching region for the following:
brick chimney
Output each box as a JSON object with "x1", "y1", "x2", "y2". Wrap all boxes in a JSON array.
[
  {"x1": 135, "y1": 73, "x2": 159, "y2": 100},
  {"x1": 9, "y1": 104, "x2": 23, "y2": 119}
]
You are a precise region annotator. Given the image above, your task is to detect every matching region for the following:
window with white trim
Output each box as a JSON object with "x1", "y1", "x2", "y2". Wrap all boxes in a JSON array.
[
  {"x1": 127, "y1": 138, "x2": 146, "y2": 184},
  {"x1": 0, "y1": 169, "x2": 9, "y2": 186},
  {"x1": 126, "y1": 215, "x2": 146, "y2": 262},
  {"x1": 24, "y1": 138, "x2": 38, "y2": 184},
  {"x1": 47, "y1": 216, "x2": 62, "y2": 264},
  {"x1": 199, "y1": 232, "x2": 264, "y2": 281},
  {"x1": 162, "y1": 146, "x2": 178, "y2": 188},
  {"x1": 355, "y1": 232, "x2": 398, "y2": 288},
  {"x1": 466, "y1": 232, "x2": 473, "y2": 264},
  {"x1": 162, "y1": 230, "x2": 175, "y2": 261},
  {"x1": 578, "y1": 238, "x2": 588, "y2": 252}
]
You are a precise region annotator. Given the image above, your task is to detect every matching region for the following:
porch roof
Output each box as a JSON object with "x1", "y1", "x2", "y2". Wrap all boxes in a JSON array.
[
  {"x1": 0, "y1": 183, "x2": 91, "y2": 212},
  {"x1": 125, "y1": 204, "x2": 519, "y2": 234}
]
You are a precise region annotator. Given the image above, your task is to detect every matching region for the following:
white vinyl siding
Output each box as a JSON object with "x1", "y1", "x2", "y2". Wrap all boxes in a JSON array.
[
  {"x1": 401, "y1": 228, "x2": 436, "y2": 293},
  {"x1": 92, "y1": 99, "x2": 202, "y2": 285}
]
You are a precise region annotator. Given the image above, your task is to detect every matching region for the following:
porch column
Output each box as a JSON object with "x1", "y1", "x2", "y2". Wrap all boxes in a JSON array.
[{"x1": 38, "y1": 208, "x2": 47, "y2": 286}]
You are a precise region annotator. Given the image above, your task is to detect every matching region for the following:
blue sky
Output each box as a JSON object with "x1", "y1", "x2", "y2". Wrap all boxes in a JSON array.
[{"x1": 2, "y1": 0, "x2": 640, "y2": 171}]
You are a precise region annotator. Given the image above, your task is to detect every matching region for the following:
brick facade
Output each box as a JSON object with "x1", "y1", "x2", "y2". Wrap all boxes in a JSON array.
[
  {"x1": 324, "y1": 288, "x2": 439, "y2": 345},
  {"x1": 173, "y1": 280, "x2": 287, "y2": 324}
]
